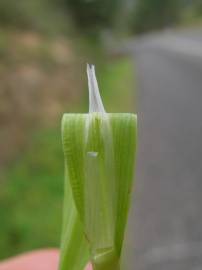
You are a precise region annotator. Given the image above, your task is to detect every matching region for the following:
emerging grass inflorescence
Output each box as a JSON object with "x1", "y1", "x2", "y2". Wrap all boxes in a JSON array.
[{"x1": 60, "y1": 64, "x2": 137, "y2": 270}]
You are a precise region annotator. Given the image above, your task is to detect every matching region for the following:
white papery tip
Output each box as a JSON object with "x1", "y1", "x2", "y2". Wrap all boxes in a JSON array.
[{"x1": 87, "y1": 64, "x2": 106, "y2": 113}]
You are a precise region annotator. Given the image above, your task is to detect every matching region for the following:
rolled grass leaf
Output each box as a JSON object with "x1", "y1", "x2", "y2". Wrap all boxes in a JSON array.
[
  {"x1": 59, "y1": 65, "x2": 137, "y2": 270},
  {"x1": 59, "y1": 163, "x2": 89, "y2": 270}
]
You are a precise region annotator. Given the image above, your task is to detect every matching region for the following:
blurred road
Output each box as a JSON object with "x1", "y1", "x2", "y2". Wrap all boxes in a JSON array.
[{"x1": 126, "y1": 29, "x2": 202, "y2": 270}]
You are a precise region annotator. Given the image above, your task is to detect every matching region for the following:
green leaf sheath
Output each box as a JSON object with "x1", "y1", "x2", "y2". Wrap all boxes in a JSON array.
[
  {"x1": 60, "y1": 113, "x2": 137, "y2": 270},
  {"x1": 59, "y1": 164, "x2": 89, "y2": 270},
  {"x1": 111, "y1": 114, "x2": 137, "y2": 256}
]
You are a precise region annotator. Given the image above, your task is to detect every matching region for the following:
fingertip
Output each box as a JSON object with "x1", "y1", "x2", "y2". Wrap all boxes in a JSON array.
[
  {"x1": 0, "y1": 249, "x2": 59, "y2": 270},
  {"x1": 85, "y1": 263, "x2": 93, "y2": 270}
]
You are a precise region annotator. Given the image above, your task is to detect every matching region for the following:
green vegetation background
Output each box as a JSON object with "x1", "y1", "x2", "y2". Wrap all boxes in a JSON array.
[{"x1": 0, "y1": 2, "x2": 133, "y2": 259}]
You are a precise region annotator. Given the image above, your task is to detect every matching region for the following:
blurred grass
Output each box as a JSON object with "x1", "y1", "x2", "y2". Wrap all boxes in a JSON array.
[
  {"x1": 179, "y1": 6, "x2": 202, "y2": 29},
  {"x1": 0, "y1": 0, "x2": 71, "y2": 35},
  {"x1": 0, "y1": 29, "x2": 82, "y2": 166},
  {"x1": 0, "y1": 129, "x2": 63, "y2": 258},
  {"x1": 0, "y1": 56, "x2": 135, "y2": 259},
  {"x1": 99, "y1": 58, "x2": 135, "y2": 113}
]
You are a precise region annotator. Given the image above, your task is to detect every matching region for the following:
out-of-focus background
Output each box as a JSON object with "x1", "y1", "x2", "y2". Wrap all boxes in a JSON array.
[
  {"x1": 0, "y1": 1, "x2": 202, "y2": 269},
  {"x1": 0, "y1": 0, "x2": 134, "y2": 260}
]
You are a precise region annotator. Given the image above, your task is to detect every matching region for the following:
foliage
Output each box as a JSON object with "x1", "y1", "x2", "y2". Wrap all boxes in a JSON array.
[
  {"x1": 99, "y1": 59, "x2": 135, "y2": 112},
  {"x1": 194, "y1": 0, "x2": 202, "y2": 15},
  {"x1": 132, "y1": 0, "x2": 181, "y2": 33},
  {"x1": 0, "y1": 29, "x2": 80, "y2": 166},
  {"x1": 63, "y1": 0, "x2": 121, "y2": 32},
  {"x1": 0, "y1": 0, "x2": 69, "y2": 35},
  {"x1": 179, "y1": 0, "x2": 202, "y2": 27},
  {"x1": 0, "y1": 0, "x2": 124, "y2": 34},
  {"x1": 0, "y1": 129, "x2": 63, "y2": 259}
]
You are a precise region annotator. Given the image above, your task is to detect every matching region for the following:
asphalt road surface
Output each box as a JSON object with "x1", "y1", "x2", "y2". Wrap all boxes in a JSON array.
[{"x1": 125, "y1": 29, "x2": 202, "y2": 270}]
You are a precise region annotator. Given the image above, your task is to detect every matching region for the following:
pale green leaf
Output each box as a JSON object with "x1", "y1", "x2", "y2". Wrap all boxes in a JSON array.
[{"x1": 61, "y1": 113, "x2": 137, "y2": 270}]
